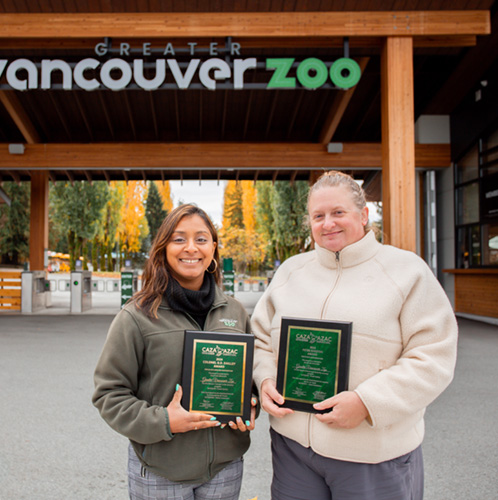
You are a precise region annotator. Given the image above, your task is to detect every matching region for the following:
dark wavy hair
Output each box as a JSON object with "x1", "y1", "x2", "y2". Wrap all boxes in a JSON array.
[{"x1": 134, "y1": 204, "x2": 222, "y2": 319}]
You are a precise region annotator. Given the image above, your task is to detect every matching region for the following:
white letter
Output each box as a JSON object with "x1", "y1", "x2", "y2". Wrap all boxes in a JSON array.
[
  {"x1": 120, "y1": 43, "x2": 130, "y2": 56},
  {"x1": 6, "y1": 59, "x2": 38, "y2": 90},
  {"x1": 74, "y1": 58, "x2": 100, "y2": 90},
  {"x1": 233, "y1": 58, "x2": 257, "y2": 90},
  {"x1": 163, "y1": 43, "x2": 175, "y2": 56},
  {"x1": 134, "y1": 59, "x2": 165, "y2": 90},
  {"x1": 143, "y1": 43, "x2": 151, "y2": 56},
  {"x1": 209, "y1": 42, "x2": 218, "y2": 56},
  {"x1": 101, "y1": 59, "x2": 132, "y2": 90},
  {"x1": 188, "y1": 42, "x2": 197, "y2": 55},
  {"x1": 0, "y1": 60, "x2": 8, "y2": 78},
  {"x1": 95, "y1": 42, "x2": 108, "y2": 56},
  {"x1": 231, "y1": 42, "x2": 241, "y2": 56},
  {"x1": 41, "y1": 59, "x2": 72, "y2": 90},
  {"x1": 168, "y1": 59, "x2": 200, "y2": 89},
  {"x1": 199, "y1": 58, "x2": 230, "y2": 90}
]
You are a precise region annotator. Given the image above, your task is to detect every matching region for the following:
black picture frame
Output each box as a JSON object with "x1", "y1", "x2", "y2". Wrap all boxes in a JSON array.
[
  {"x1": 276, "y1": 316, "x2": 352, "y2": 413},
  {"x1": 181, "y1": 330, "x2": 254, "y2": 423}
]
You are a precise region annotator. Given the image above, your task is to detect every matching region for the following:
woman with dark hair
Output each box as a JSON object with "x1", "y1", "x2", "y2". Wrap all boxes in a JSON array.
[{"x1": 93, "y1": 204, "x2": 256, "y2": 500}]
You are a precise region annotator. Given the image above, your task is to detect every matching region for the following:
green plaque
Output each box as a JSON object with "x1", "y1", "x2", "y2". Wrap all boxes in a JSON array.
[
  {"x1": 181, "y1": 330, "x2": 254, "y2": 423},
  {"x1": 276, "y1": 317, "x2": 352, "y2": 413}
]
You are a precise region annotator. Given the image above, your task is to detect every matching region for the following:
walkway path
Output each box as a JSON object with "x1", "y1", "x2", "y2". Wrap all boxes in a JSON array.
[{"x1": 0, "y1": 312, "x2": 496, "y2": 499}]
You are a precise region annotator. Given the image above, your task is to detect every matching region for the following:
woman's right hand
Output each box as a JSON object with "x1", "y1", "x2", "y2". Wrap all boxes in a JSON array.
[
  {"x1": 166, "y1": 385, "x2": 221, "y2": 434},
  {"x1": 260, "y1": 379, "x2": 294, "y2": 418}
]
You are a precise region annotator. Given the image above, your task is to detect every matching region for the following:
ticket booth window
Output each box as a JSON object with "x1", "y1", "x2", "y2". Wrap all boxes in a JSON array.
[{"x1": 455, "y1": 127, "x2": 498, "y2": 269}]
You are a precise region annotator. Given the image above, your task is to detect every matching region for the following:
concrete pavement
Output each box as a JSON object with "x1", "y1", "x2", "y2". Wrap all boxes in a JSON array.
[{"x1": 0, "y1": 307, "x2": 497, "y2": 499}]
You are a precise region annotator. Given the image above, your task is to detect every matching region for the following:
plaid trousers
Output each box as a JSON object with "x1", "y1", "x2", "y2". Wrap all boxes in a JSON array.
[{"x1": 127, "y1": 444, "x2": 243, "y2": 500}]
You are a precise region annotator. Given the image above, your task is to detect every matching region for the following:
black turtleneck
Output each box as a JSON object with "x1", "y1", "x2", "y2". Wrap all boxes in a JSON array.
[{"x1": 165, "y1": 273, "x2": 216, "y2": 330}]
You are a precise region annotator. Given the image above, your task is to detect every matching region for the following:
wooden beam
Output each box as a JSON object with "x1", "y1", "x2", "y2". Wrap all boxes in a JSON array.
[
  {"x1": 7, "y1": 170, "x2": 21, "y2": 184},
  {"x1": 381, "y1": 37, "x2": 416, "y2": 252},
  {"x1": 0, "y1": 142, "x2": 450, "y2": 169},
  {"x1": 319, "y1": 58, "x2": 370, "y2": 145},
  {"x1": 0, "y1": 35, "x2": 479, "y2": 50},
  {"x1": 0, "y1": 12, "x2": 489, "y2": 38},
  {"x1": 29, "y1": 170, "x2": 49, "y2": 271},
  {"x1": 0, "y1": 91, "x2": 40, "y2": 144}
]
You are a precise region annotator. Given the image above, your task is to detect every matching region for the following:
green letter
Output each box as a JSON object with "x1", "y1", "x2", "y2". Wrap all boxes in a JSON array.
[
  {"x1": 266, "y1": 58, "x2": 295, "y2": 89},
  {"x1": 329, "y1": 58, "x2": 361, "y2": 89},
  {"x1": 296, "y1": 58, "x2": 328, "y2": 89}
]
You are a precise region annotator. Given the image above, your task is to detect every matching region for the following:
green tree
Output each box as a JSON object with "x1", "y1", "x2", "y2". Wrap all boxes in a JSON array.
[
  {"x1": 145, "y1": 181, "x2": 167, "y2": 246},
  {"x1": 271, "y1": 181, "x2": 310, "y2": 262},
  {"x1": 0, "y1": 182, "x2": 30, "y2": 266},
  {"x1": 256, "y1": 181, "x2": 276, "y2": 267},
  {"x1": 50, "y1": 181, "x2": 110, "y2": 270}
]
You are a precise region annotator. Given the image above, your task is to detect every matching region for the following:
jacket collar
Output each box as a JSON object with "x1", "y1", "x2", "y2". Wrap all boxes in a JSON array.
[
  {"x1": 315, "y1": 230, "x2": 380, "y2": 269},
  {"x1": 159, "y1": 281, "x2": 228, "y2": 310}
]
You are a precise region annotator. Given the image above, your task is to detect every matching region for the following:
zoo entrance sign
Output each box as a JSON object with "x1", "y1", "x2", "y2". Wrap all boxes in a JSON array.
[{"x1": 0, "y1": 41, "x2": 362, "y2": 91}]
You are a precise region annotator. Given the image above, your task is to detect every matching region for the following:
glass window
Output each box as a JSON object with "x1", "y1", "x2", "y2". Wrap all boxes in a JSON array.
[
  {"x1": 455, "y1": 125, "x2": 498, "y2": 269},
  {"x1": 457, "y1": 225, "x2": 481, "y2": 268},
  {"x1": 456, "y1": 182, "x2": 479, "y2": 225},
  {"x1": 455, "y1": 144, "x2": 479, "y2": 183},
  {"x1": 482, "y1": 223, "x2": 498, "y2": 266}
]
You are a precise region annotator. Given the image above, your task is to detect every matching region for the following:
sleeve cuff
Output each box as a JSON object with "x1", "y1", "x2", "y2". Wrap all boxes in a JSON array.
[{"x1": 163, "y1": 407, "x2": 174, "y2": 440}]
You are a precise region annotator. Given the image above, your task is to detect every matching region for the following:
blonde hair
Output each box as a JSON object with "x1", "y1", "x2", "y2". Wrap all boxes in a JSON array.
[
  {"x1": 308, "y1": 171, "x2": 367, "y2": 211},
  {"x1": 307, "y1": 171, "x2": 369, "y2": 232}
]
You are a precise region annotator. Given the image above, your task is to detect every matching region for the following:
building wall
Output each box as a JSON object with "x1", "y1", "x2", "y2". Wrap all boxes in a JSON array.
[
  {"x1": 415, "y1": 115, "x2": 455, "y2": 305},
  {"x1": 436, "y1": 167, "x2": 455, "y2": 307}
]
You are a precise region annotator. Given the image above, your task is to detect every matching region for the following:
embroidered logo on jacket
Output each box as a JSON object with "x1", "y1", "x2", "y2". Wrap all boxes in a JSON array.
[{"x1": 220, "y1": 318, "x2": 238, "y2": 327}]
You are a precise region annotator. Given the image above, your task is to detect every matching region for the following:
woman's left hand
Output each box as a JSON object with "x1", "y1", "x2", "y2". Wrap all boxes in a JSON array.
[
  {"x1": 225, "y1": 397, "x2": 258, "y2": 432},
  {"x1": 313, "y1": 391, "x2": 369, "y2": 429}
]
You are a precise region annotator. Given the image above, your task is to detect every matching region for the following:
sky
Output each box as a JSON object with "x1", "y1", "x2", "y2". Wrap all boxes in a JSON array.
[
  {"x1": 169, "y1": 180, "x2": 227, "y2": 227},
  {"x1": 169, "y1": 179, "x2": 381, "y2": 228}
]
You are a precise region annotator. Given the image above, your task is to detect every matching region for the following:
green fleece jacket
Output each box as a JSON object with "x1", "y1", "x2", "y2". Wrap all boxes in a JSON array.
[{"x1": 92, "y1": 285, "x2": 252, "y2": 483}]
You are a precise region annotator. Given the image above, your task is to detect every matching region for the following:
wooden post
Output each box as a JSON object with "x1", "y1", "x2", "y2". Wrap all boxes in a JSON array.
[
  {"x1": 381, "y1": 37, "x2": 416, "y2": 252},
  {"x1": 29, "y1": 170, "x2": 49, "y2": 271}
]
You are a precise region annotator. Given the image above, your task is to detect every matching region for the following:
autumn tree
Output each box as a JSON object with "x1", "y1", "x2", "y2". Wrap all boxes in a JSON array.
[
  {"x1": 116, "y1": 181, "x2": 149, "y2": 266},
  {"x1": 0, "y1": 182, "x2": 30, "y2": 266},
  {"x1": 156, "y1": 181, "x2": 173, "y2": 212},
  {"x1": 220, "y1": 181, "x2": 265, "y2": 274},
  {"x1": 94, "y1": 181, "x2": 125, "y2": 271}
]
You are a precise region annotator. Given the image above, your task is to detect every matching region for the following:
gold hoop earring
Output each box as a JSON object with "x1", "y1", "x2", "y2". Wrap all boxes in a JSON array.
[{"x1": 207, "y1": 259, "x2": 218, "y2": 274}]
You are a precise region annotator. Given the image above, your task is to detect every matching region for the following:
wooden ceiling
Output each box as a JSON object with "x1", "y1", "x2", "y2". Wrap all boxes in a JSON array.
[{"x1": 0, "y1": 0, "x2": 496, "y2": 191}]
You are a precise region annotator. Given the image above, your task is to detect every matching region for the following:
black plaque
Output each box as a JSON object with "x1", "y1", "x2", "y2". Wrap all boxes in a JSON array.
[
  {"x1": 181, "y1": 330, "x2": 254, "y2": 423},
  {"x1": 276, "y1": 317, "x2": 352, "y2": 413}
]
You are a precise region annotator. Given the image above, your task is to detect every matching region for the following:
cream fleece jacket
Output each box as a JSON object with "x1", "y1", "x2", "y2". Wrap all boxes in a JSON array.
[{"x1": 251, "y1": 230, "x2": 458, "y2": 464}]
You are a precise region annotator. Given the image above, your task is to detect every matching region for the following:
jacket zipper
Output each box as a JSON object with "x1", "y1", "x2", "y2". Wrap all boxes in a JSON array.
[
  {"x1": 207, "y1": 427, "x2": 215, "y2": 479},
  {"x1": 182, "y1": 301, "x2": 225, "y2": 479},
  {"x1": 309, "y1": 251, "x2": 342, "y2": 446},
  {"x1": 319, "y1": 251, "x2": 342, "y2": 319}
]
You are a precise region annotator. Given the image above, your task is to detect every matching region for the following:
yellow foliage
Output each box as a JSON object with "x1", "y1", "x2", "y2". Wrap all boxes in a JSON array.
[
  {"x1": 156, "y1": 180, "x2": 173, "y2": 212},
  {"x1": 220, "y1": 181, "x2": 266, "y2": 272},
  {"x1": 116, "y1": 181, "x2": 149, "y2": 254},
  {"x1": 241, "y1": 181, "x2": 257, "y2": 233}
]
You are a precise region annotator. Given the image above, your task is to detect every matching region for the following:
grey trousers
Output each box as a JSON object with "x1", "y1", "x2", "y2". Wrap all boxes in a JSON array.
[
  {"x1": 270, "y1": 429, "x2": 424, "y2": 500},
  {"x1": 128, "y1": 444, "x2": 243, "y2": 500}
]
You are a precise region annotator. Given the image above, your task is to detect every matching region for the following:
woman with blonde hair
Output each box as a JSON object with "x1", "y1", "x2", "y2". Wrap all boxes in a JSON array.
[{"x1": 252, "y1": 171, "x2": 458, "y2": 500}]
